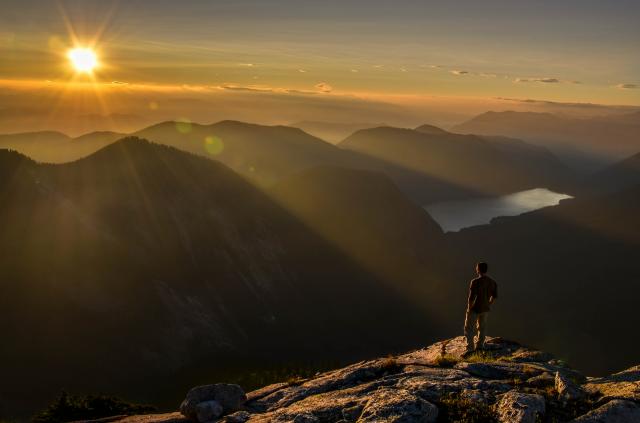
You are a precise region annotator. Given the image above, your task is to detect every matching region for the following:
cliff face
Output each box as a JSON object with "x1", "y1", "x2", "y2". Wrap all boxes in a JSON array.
[{"x1": 106, "y1": 337, "x2": 640, "y2": 423}]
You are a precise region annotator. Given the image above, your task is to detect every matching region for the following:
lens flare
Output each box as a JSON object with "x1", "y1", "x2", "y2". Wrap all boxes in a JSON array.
[
  {"x1": 175, "y1": 119, "x2": 192, "y2": 134},
  {"x1": 204, "y1": 136, "x2": 224, "y2": 155}
]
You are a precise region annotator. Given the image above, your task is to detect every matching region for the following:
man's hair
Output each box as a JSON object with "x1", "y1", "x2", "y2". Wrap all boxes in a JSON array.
[{"x1": 476, "y1": 262, "x2": 488, "y2": 274}]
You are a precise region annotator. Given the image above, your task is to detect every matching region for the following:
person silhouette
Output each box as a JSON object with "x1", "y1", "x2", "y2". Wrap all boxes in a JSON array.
[{"x1": 464, "y1": 262, "x2": 498, "y2": 354}]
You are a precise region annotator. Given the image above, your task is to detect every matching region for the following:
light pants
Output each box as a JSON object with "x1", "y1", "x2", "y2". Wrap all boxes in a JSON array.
[{"x1": 464, "y1": 310, "x2": 488, "y2": 351}]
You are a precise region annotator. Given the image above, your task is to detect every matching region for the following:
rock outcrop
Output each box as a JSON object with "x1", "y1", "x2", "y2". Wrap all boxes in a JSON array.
[
  {"x1": 180, "y1": 384, "x2": 247, "y2": 422},
  {"x1": 494, "y1": 391, "x2": 545, "y2": 423},
  {"x1": 556, "y1": 372, "x2": 586, "y2": 403},
  {"x1": 570, "y1": 399, "x2": 640, "y2": 422},
  {"x1": 583, "y1": 365, "x2": 640, "y2": 404},
  {"x1": 97, "y1": 337, "x2": 640, "y2": 423}
]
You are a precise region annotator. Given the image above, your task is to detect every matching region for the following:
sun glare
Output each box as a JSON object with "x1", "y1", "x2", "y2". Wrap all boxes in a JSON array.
[{"x1": 68, "y1": 48, "x2": 98, "y2": 73}]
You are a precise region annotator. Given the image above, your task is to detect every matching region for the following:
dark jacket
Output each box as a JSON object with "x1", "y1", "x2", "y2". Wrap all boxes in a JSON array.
[{"x1": 467, "y1": 275, "x2": 498, "y2": 313}]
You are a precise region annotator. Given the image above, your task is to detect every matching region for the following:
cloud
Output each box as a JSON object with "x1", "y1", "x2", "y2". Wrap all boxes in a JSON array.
[
  {"x1": 315, "y1": 82, "x2": 333, "y2": 93},
  {"x1": 221, "y1": 84, "x2": 320, "y2": 95},
  {"x1": 448, "y1": 69, "x2": 501, "y2": 78},
  {"x1": 220, "y1": 85, "x2": 273, "y2": 93},
  {"x1": 284, "y1": 89, "x2": 318, "y2": 95},
  {"x1": 496, "y1": 97, "x2": 538, "y2": 103},
  {"x1": 298, "y1": 69, "x2": 307, "y2": 73},
  {"x1": 616, "y1": 83, "x2": 638, "y2": 89},
  {"x1": 514, "y1": 77, "x2": 560, "y2": 84}
]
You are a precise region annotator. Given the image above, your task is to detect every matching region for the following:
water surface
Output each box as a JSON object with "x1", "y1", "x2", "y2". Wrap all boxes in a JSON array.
[{"x1": 425, "y1": 188, "x2": 573, "y2": 232}]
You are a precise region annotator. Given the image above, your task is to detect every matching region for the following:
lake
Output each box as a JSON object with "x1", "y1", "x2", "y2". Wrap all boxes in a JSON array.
[{"x1": 425, "y1": 188, "x2": 573, "y2": 232}]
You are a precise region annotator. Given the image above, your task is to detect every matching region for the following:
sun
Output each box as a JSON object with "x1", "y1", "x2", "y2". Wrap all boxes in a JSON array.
[{"x1": 68, "y1": 47, "x2": 98, "y2": 73}]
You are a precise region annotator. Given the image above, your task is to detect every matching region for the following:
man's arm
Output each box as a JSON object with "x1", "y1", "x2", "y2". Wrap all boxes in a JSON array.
[
  {"x1": 467, "y1": 280, "x2": 477, "y2": 311},
  {"x1": 489, "y1": 281, "x2": 498, "y2": 305}
]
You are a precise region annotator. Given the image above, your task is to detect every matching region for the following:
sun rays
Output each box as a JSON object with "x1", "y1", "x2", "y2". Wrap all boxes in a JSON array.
[{"x1": 43, "y1": 3, "x2": 121, "y2": 137}]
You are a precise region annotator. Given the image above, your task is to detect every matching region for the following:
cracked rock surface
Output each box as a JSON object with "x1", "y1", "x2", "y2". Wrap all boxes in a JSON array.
[{"x1": 100, "y1": 337, "x2": 640, "y2": 423}]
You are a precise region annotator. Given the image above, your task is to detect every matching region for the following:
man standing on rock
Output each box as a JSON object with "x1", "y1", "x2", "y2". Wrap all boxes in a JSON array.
[{"x1": 464, "y1": 262, "x2": 498, "y2": 354}]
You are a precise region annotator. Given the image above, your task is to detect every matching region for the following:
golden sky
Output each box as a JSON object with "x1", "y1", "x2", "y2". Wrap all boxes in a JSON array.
[{"x1": 1, "y1": 0, "x2": 638, "y2": 134}]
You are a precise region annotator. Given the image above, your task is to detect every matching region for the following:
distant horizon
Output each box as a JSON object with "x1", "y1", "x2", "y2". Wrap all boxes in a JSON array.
[
  {"x1": 2, "y1": 0, "x2": 638, "y2": 136},
  {"x1": 1, "y1": 91, "x2": 639, "y2": 138}
]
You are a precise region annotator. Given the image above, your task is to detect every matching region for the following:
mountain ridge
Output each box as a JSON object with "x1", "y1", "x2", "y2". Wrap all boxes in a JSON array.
[
  {"x1": 1, "y1": 120, "x2": 575, "y2": 204},
  {"x1": 0, "y1": 137, "x2": 434, "y2": 420},
  {"x1": 340, "y1": 125, "x2": 575, "y2": 198},
  {"x1": 580, "y1": 151, "x2": 640, "y2": 195},
  {"x1": 453, "y1": 110, "x2": 640, "y2": 172}
]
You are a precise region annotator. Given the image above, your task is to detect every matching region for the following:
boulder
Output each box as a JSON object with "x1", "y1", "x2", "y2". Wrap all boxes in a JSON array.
[
  {"x1": 570, "y1": 399, "x2": 640, "y2": 422},
  {"x1": 195, "y1": 400, "x2": 223, "y2": 423},
  {"x1": 541, "y1": 364, "x2": 587, "y2": 385},
  {"x1": 180, "y1": 384, "x2": 247, "y2": 421},
  {"x1": 495, "y1": 391, "x2": 545, "y2": 423},
  {"x1": 358, "y1": 388, "x2": 438, "y2": 422},
  {"x1": 555, "y1": 371, "x2": 586, "y2": 402},
  {"x1": 583, "y1": 365, "x2": 640, "y2": 403}
]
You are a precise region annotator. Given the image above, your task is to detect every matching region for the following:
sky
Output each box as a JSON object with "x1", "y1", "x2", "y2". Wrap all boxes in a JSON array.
[{"x1": 1, "y1": 0, "x2": 639, "y2": 134}]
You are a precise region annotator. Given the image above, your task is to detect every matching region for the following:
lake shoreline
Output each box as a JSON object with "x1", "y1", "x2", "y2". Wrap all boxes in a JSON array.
[{"x1": 424, "y1": 188, "x2": 573, "y2": 232}]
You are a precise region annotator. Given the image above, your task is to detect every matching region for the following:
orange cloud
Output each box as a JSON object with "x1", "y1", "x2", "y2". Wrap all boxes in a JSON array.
[{"x1": 315, "y1": 82, "x2": 333, "y2": 93}]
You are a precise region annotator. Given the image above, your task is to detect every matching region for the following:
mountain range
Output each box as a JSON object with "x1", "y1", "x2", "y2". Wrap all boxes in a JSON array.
[
  {"x1": 0, "y1": 130, "x2": 123, "y2": 163},
  {"x1": 1, "y1": 114, "x2": 639, "y2": 420},
  {"x1": 288, "y1": 121, "x2": 385, "y2": 144},
  {"x1": 0, "y1": 120, "x2": 575, "y2": 204},
  {"x1": 453, "y1": 110, "x2": 640, "y2": 172},
  {"x1": 340, "y1": 125, "x2": 575, "y2": 200}
]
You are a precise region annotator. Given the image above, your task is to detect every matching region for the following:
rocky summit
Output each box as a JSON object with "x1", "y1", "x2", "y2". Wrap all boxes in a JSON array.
[{"x1": 91, "y1": 337, "x2": 640, "y2": 423}]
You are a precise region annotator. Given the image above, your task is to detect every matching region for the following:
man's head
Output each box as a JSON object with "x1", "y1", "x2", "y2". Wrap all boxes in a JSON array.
[{"x1": 476, "y1": 262, "x2": 488, "y2": 275}]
